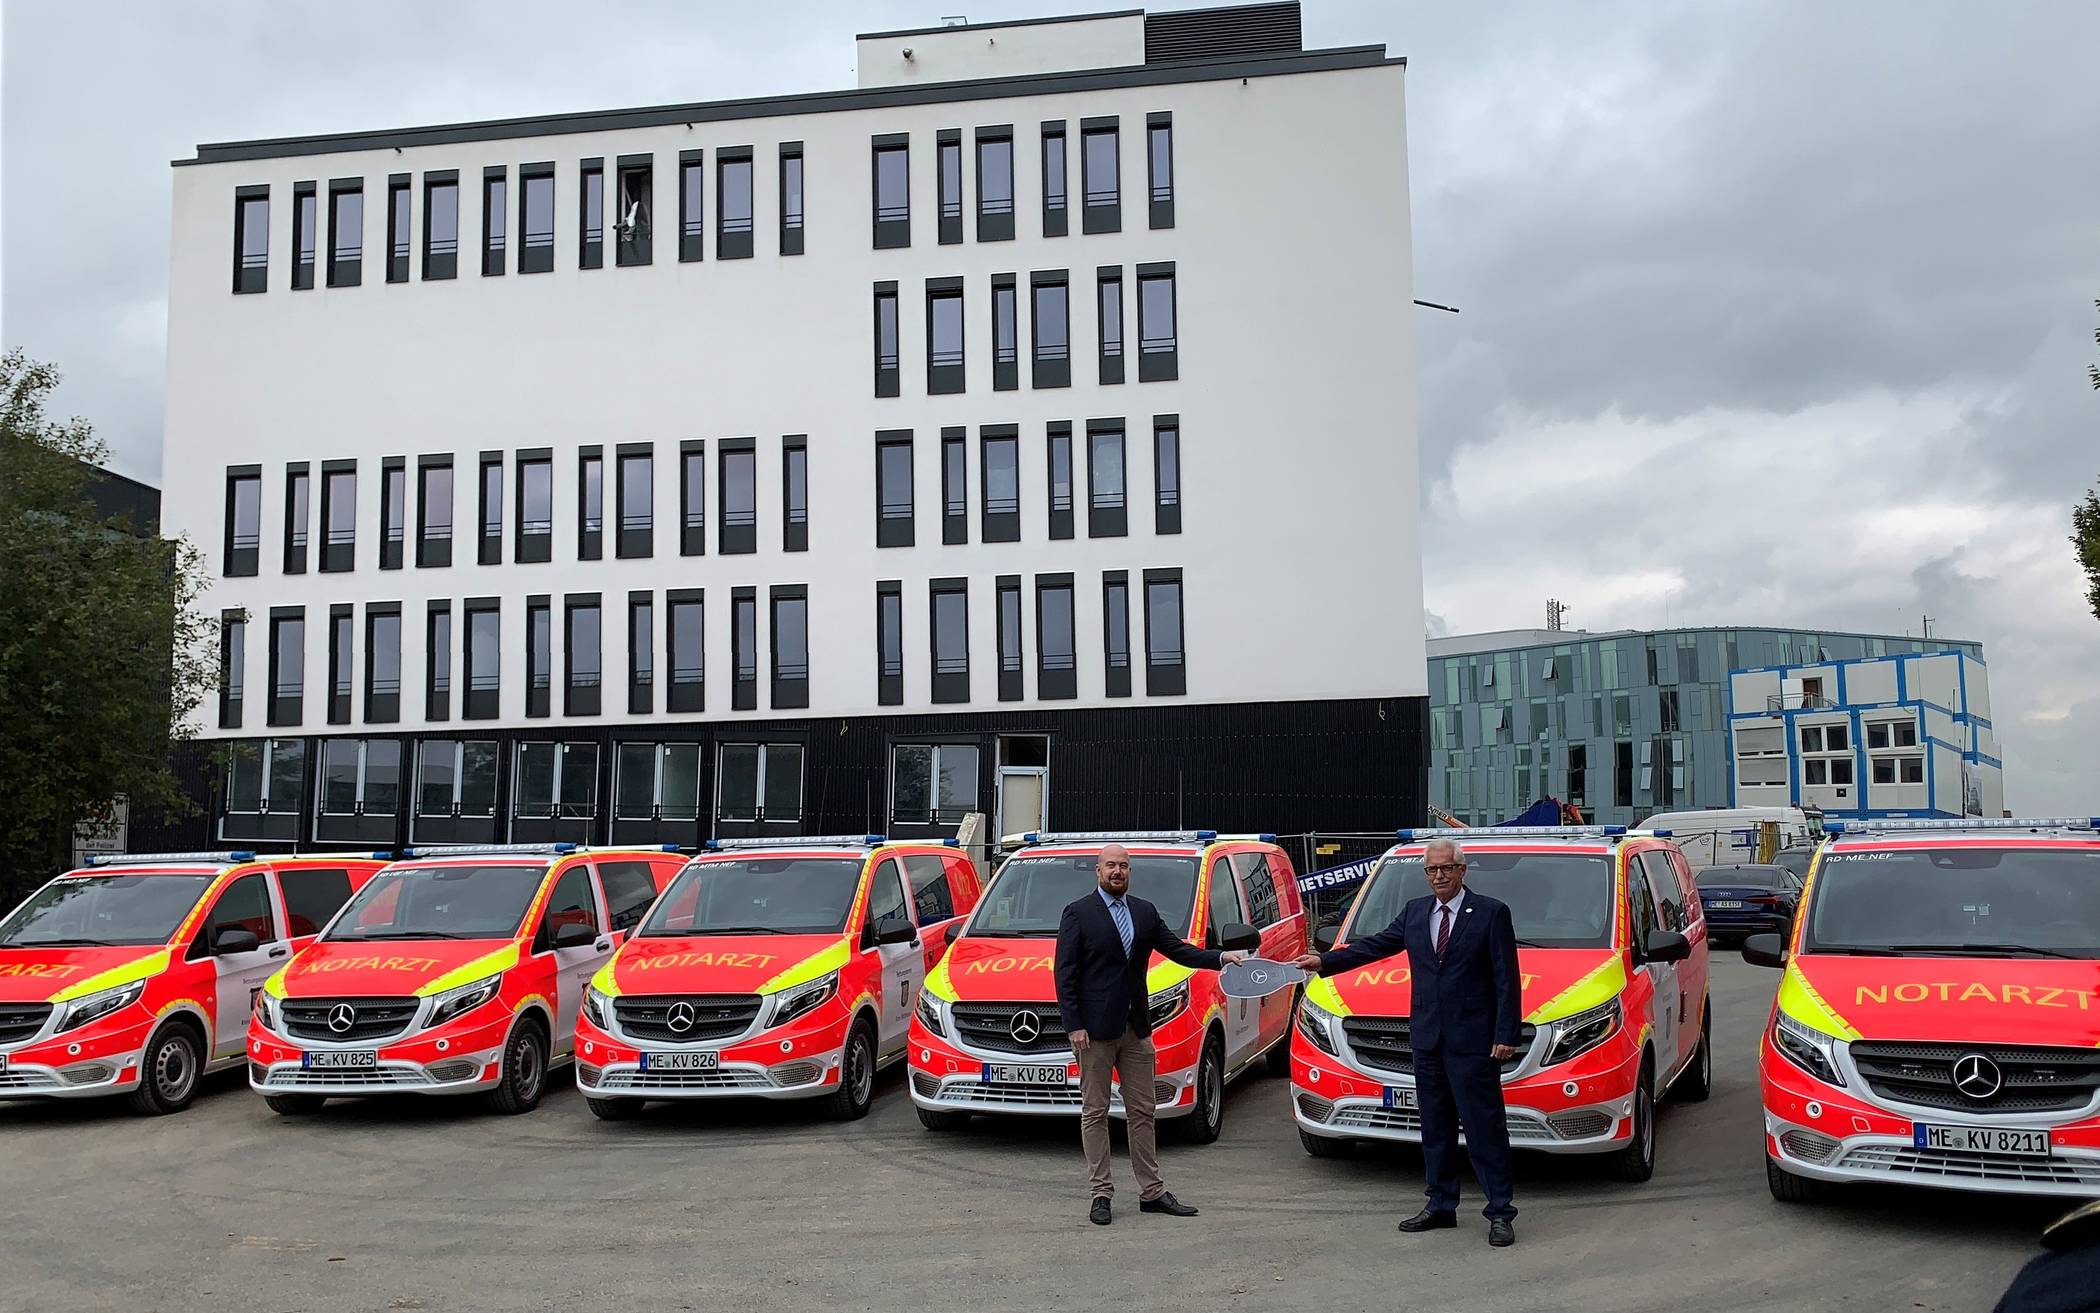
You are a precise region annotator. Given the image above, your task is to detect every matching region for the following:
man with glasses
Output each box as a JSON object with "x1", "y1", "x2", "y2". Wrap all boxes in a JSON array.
[{"x1": 1293, "y1": 837, "x2": 1524, "y2": 1246}]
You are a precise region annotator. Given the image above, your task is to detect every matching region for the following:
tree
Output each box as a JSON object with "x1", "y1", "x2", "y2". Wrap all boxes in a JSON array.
[
  {"x1": 2082, "y1": 302, "x2": 2100, "y2": 622},
  {"x1": 0, "y1": 350, "x2": 212, "y2": 897}
]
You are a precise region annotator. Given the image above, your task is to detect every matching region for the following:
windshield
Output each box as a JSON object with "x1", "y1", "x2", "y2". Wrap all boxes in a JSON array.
[
  {"x1": 1805, "y1": 846, "x2": 2100, "y2": 957},
  {"x1": 968, "y1": 854, "x2": 1200, "y2": 938},
  {"x1": 0, "y1": 873, "x2": 214, "y2": 948},
  {"x1": 326, "y1": 865, "x2": 545, "y2": 941},
  {"x1": 1349, "y1": 850, "x2": 1613, "y2": 948},
  {"x1": 1699, "y1": 866, "x2": 1788, "y2": 889},
  {"x1": 1773, "y1": 850, "x2": 1814, "y2": 880},
  {"x1": 639, "y1": 858, "x2": 863, "y2": 936}
]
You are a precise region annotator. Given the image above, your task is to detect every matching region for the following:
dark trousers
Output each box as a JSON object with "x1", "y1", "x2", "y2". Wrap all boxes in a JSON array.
[{"x1": 1415, "y1": 1044, "x2": 1517, "y2": 1222}]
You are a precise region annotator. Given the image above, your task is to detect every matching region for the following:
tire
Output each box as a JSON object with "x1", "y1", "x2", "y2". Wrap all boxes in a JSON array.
[
  {"x1": 484, "y1": 1019, "x2": 548, "y2": 1115},
  {"x1": 125, "y1": 1021, "x2": 204, "y2": 1116},
  {"x1": 586, "y1": 1096, "x2": 641, "y2": 1121},
  {"x1": 1171, "y1": 1033, "x2": 1226, "y2": 1145},
  {"x1": 825, "y1": 1019, "x2": 876, "y2": 1121},
  {"x1": 916, "y1": 1106, "x2": 970, "y2": 1132},
  {"x1": 1673, "y1": 1004, "x2": 1713, "y2": 1104},
  {"x1": 1605, "y1": 1056, "x2": 1657, "y2": 1183},
  {"x1": 1298, "y1": 1126, "x2": 1346, "y2": 1158},
  {"x1": 1767, "y1": 1155, "x2": 1827, "y2": 1203},
  {"x1": 264, "y1": 1094, "x2": 326, "y2": 1116}
]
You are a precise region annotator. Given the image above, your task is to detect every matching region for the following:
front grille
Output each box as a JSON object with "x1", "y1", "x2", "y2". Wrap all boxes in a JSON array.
[
  {"x1": 579, "y1": 1063, "x2": 604, "y2": 1086},
  {"x1": 769, "y1": 1061, "x2": 823, "y2": 1087},
  {"x1": 951, "y1": 1002, "x2": 1069, "y2": 1056},
  {"x1": 0, "y1": 1003, "x2": 52, "y2": 1045},
  {"x1": 1836, "y1": 1142, "x2": 2100, "y2": 1189},
  {"x1": 1297, "y1": 1093, "x2": 1335, "y2": 1123},
  {"x1": 948, "y1": 1080, "x2": 1087, "y2": 1109},
  {"x1": 58, "y1": 1063, "x2": 115, "y2": 1087},
  {"x1": 0, "y1": 1069, "x2": 61, "y2": 1092},
  {"x1": 1546, "y1": 1110, "x2": 1613, "y2": 1140},
  {"x1": 1850, "y1": 1041, "x2": 2100, "y2": 1115},
  {"x1": 426, "y1": 1059, "x2": 480, "y2": 1083},
  {"x1": 1329, "y1": 1101, "x2": 1560, "y2": 1143},
  {"x1": 596, "y1": 1066, "x2": 769, "y2": 1092},
  {"x1": 614, "y1": 994, "x2": 762, "y2": 1044},
  {"x1": 280, "y1": 997, "x2": 420, "y2": 1043},
  {"x1": 1341, "y1": 1017, "x2": 1536, "y2": 1075},
  {"x1": 262, "y1": 1063, "x2": 433, "y2": 1089},
  {"x1": 1780, "y1": 1128, "x2": 1841, "y2": 1164},
  {"x1": 911, "y1": 1070, "x2": 942, "y2": 1099},
  {"x1": 1153, "y1": 1079, "x2": 1177, "y2": 1105}
]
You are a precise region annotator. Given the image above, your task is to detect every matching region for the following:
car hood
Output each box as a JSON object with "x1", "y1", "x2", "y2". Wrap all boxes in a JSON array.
[
  {"x1": 0, "y1": 945, "x2": 173, "y2": 1004},
  {"x1": 269, "y1": 938, "x2": 522, "y2": 1000},
  {"x1": 1305, "y1": 947, "x2": 1625, "y2": 1026},
  {"x1": 923, "y1": 934, "x2": 1196, "y2": 1004},
  {"x1": 595, "y1": 934, "x2": 848, "y2": 998},
  {"x1": 1780, "y1": 954, "x2": 2100, "y2": 1046}
]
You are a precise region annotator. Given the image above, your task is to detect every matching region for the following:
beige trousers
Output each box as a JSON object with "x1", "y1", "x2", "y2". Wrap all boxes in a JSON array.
[{"x1": 1079, "y1": 1026, "x2": 1161, "y2": 1201}]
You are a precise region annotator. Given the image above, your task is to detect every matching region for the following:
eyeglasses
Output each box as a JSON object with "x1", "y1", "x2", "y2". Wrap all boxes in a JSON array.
[{"x1": 1424, "y1": 863, "x2": 1466, "y2": 874}]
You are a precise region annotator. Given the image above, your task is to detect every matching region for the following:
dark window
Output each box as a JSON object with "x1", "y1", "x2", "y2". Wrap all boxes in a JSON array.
[
  {"x1": 927, "y1": 278, "x2": 965, "y2": 394},
  {"x1": 1660, "y1": 688, "x2": 1680, "y2": 732},
  {"x1": 219, "y1": 612, "x2": 246, "y2": 728},
  {"x1": 478, "y1": 453, "x2": 503, "y2": 566},
  {"x1": 1097, "y1": 266, "x2": 1124, "y2": 384},
  {"x1": 365, "y1": 604, "x2": 401, "y2": 724},
  {"x1": 907, "y1": 854, "x2": 956, "y2": 924},
  {"x1": 193, "y1": 874, "x2": 277, "y2": 958},
  {"x1": 283, "y1": 464, "x2": 309, "y2": 574},
  {"x1": 426, "y1": 602, "x2": 452, "y2": 721},
  {"x1": 519, "y1": 163, "x2": 554, "y2": 273},
  {"x1": 526, "y1": 596, "x2": 552, "y2": 718},
  {"x1": 1087, "y1": 423, "x2": 1126, "y2": 538},
  {"x1": 269, "y1": 609, "x2": 304, "y2": 726},
  {"x1": 1567, "y1": 744, "x2": 1587, "y2": 808},
  {"x1": 1138, "y1": 263, "x2": 1178, "y2": 381},
  {"x1": 996, "y1": 576, "x2": 1024, "y2": 703},
  {"x1": 481, "y1": 166, "x2": 507, "y2": 276},
  {"x1": 628, "y1": 592, "x2": 654, "y2": 715},
  {"x1": 1037, "y1": 574, "x2": 1076, "y2": 700},
  {"x1": 596, "y1": 861, "x2": 661, "y2": 934},
  {"x1": 731, "y1": 588, "x2": 758, "y2": 712},
  {"x1": 320, "y1": 463, "x2": 356, "y2": 572},
  {"x1": 717, "y1": 743, "x2": 802, "y2": 824},
  {"x1": 1143, "y1": 568, "x2": 1185, "y2": 696},
  {"x1": 565, "y1": 595, "x2": 601, "y2": 717},
  {"x1": 1235, "y1": 852, "x2": 1283, "y2": 927},
  {"x1": 578, "y1": 448, "x2": 603, "y2": 561},
  {"x1": 1103, "y1": 571, "x2": 1131, "y2": 698},
  {"x1": 1153, "y1": 416, "x2": 1181, "y2": 535},
  {"x1": 876, "y1": 580, "x2": 903, "y2": 706},
  {"x1": 579, "y1": 158, "x2": 605, "y2": 269},
  {"x1": 416, "y1": 457, "x2": 452, "y2": 568},
  {"x1": 514, "y1": 742, "x2": 600, "y2": 828},
  {"x1": 976, "y1": 126, "x2": 1014, "y2": 241},
  {"x1": 385, "y1": 174, "x2": 411, "y2": 283},
  {"x1": 327, "y1": 605, "x2": 353, "y2": 725},
  {"x1": 891, "y1": 743, "x2": 979, "y2": 826},
  {"x1": 779, "y1": 142, "x2": 805, "y2": 255},
  {"x1": 771, "y1": 585, "x2": 808, "y2": 709},
  {"x1": 379, "y1": 458, "x2": 405, "y2": 570},
  {"x1": 679, "y1": 440, "x2": 705, "y2": 556},
  {"x1": 422, "y1": 172, "x2": 459, "y2": 280},
  {"x1": 1030, "y1": 270, "x2": 1070, "y2": 388},
  {"x1": 280, "y1": 868, "x2": 354, "y2": 938},
  {"x1": 719, "y1": 440, "x2": 756, "y2": 556},
  {"x1": 872, "y1": 136, "x2": 909, "y2": 249},
  {"x1": 464, "y1": 599, "x2": 500, "y2": 720},
  {"x1": 679, "y1": 149, "x2": 705, "y2": 262},
  {"x1": 668, "y1": 589, "x2": 704, "y2": 714},
  {"x1": 223, "y1": 468, "x2": 260, "y2": 577},
  {"x1": 717, "y1": 146, "x2": 754, "y2": 259},
  {"x1": 516, "y1": 452, "x2": 553, "y2": 564},
  {"x1": 1040, "y1": 120, "x2": 1068, "y2": 237},
  {"x1": 930, "y1": 577, "x2": 970, "y2": 704},
  {"x1": 1615, "y1": 741, "x2": 1634, "y2": 808},
  {"x1": 617, "y1": 445, "x2": 654, "y2": 559},
  {"x1": 226, "y1": 738, "x2": 306, "y2": 820},
  {"x1": 942, "y1": 429, "x2": 968, "y2": 546},
  {"x1": 873, "y1": 281, "x2": 901, "y2": 398},
  {"x1": 327, "y1": 179, "x2": 362, "y2": 287},
  {"x1": 616, "y1": 155, "x2": 654, "y2": 266},
  {"x1": 876, "y1": 431, "x2": 914, "y2": 548},
  {"x1": 937, "y1": 129, "x2": 963, "y2": 245},
  {"x1": 535, "y1": 866, "x2": 599, "y2": 951},
  {"x1": 982, "y1": 426, "x2": 1020, "y2": 544},
  {"x1": 1081, "y1": 119, "x2": 1119, "y2": 234},
  {"x1": 1046, "y1": 423, "x2": 1075, "y2": 540},
  {"x1": 782, "y1": 438, "x2": 808, "y2": 553},
  {"x1": 233, "y1": 186, "x2": 268, "y2": 293},
  {"x1": 1146, "y1": 113, "x2": 1174, "y2": 229},
  {"x1": 292, "y1": 182, "x2": 317, "y2": 289}
]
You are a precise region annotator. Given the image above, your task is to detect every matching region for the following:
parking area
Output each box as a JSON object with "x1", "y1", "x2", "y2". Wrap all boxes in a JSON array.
[{"x1": 0, "y1": 957, "x2": 2054, "y2": 1313}]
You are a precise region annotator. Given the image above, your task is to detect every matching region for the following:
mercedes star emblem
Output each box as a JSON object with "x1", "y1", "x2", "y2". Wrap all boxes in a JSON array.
[
  {"x1": 1250, "y1": 968, "x2": 1271, "y2": 986},
  {"x1": 1952, "y1": 1052, "x2": 2003, "y2": 1101},
  {"x1": 1010, "y1": 1009, "x2": 1043, "y2": 1045},
  {"x1": 327, "y1": 1003, "x2": 357, "y2": 1035},
  {"x1": 666, "y1": 1001, "x2": 698, "y2": 1035}
]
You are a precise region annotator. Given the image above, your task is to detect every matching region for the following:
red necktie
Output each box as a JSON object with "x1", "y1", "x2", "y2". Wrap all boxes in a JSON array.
[{"x1": 1435, "y1": 904, "x2": 1453, "y2": 960}]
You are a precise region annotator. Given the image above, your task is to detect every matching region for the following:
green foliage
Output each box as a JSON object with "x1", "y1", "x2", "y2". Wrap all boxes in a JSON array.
[{"x1": 0, "y1": 349, "x2": 212, "y2": 896}]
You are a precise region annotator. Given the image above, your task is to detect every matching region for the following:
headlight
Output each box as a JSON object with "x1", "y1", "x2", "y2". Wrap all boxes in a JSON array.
[
  {"x1": 253, "y1": 990, "x2": 278, "y2": 1032},
  {"x1": 1296, "y1": 996, "x2": 1339, "y2": 1057},
  {"x1": 426, "y1": 975, "x2": 502, "y2": 1030},
  {"x1": 1147, "y1": 982, "x2": 1190, "y2": 1029},
  {"x1": 768, "y1": 973, "x2": 838, "y2": 1028},
  {"x1": 55, "y1": 980, "x2": 147, "y2": 1035},
  {"x1": 581, "y1": 985, "x2": 609, "y2": 1030},
  {"x1": 915, "y1": 991, "x2": 947, "y2": 1038},
  {"x1": 1542, "y1": 1000, "x2": 1620, "y2": 1068},
  {"x1": 1773, "y1": 1012, "x2": 1846, "y2": 1088}
]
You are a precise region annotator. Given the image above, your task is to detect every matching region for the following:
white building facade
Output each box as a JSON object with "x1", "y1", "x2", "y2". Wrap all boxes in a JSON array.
[{"x1": 162, "y1": 2, "x2": 1428, "y2": 851}]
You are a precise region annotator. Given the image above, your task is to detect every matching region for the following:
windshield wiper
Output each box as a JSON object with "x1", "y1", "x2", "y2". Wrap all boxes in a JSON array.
[
  {"x1": 7, "y1": 936, "x2": 120, "y2": 947},
  {"x1": 1514, "y1": 938, "x2": 1554, "y2": 949},
  {"x1": 1883, "y1": 942, "x2": 2087, "y2": 960},
  {"x1": 970, "y1": 927, "x2": 1059, "y2": 938},
  {"x1": 662, "y1": 925, "x2": 792, "y2": 936},
  {"x1": 334, "y1": 930, "x2": 485, "y2": 941}
]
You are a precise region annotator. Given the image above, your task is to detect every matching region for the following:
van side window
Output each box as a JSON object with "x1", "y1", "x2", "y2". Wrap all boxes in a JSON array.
[
  {"x1": 1232, "y1": 852, "x2": 1283, "y2": 927},
  {"x1": 903, "y1": 854, "x2": 955, "y2": 923},
  {"x1": 865, "y1": 857, "x2": 910, "y2": 936},
  {"x1": 1627, "y1": 862, "x2": 1658, "y2": 946},
  {"x1": 1640, "y1": 852, "x2": 1687, "y2": 933},
  {"x1": 595, "y1": 860, "x2": 660, "y2": 933},
  {"x1": 1666, "y1": 850, "x2": 1702, "y2": 927},
  {"x1": 192, "y1": 872, "x2": 278, "y2": 957},
  {"x1": 940, "y1": 853, "x2": 980, "y2": 912},
  {"x1": 1207, "y1": 856, "x2": 1247, "y2": 931},
  {"x1": 537, "y1": 866, "x2": 599, "y2": 950},
  {"x1": 278, "y1": 867, "x2": 353, "y2": 936}
]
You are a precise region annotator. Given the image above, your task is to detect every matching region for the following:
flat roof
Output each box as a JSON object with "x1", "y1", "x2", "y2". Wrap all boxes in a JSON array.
[
  {"x1": 1429, "y1": 624, "x2": 1981, "y2": 661},
  {"x1": 857, "y1": 8, "x2": 1142, "y2": 41}
]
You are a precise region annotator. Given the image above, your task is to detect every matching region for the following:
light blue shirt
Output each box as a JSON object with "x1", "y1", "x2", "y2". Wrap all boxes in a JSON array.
[{"x1": 1098, "y1": 886, "x2": 1136, "y2": 957}]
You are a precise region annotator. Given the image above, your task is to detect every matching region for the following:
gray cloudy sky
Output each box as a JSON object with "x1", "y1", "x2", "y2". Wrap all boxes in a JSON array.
[{"x1": 5, "y1": 1, "x2": 2097, "y2": 809}]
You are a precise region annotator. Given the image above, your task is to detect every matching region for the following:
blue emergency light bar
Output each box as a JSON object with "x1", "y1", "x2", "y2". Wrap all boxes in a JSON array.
[
  {"x1": 1010, "y1": 830, "x2": 1220, "y2": 847},
  {"x1": 82, "y1": 850, "x2": 257, "y2": 867},
  {"x1": 398, "y1": 843, "x2": 577, "y2": 858},
  {"x1": 704, "y1": 834, "x2": 886, "y2": 851},
  {"x1": 1827, "y1": 817, "x2": 2099, "y2": 836},
  {"x1": 1396, "y1": 826, "x2": 1625, "y2": 842}
]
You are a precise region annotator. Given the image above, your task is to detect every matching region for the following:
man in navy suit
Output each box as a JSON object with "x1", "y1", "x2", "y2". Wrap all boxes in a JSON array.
[
  {"x1": 1056, "y1": 843, "x2": 1249, "y2": 1226},
  {"x1": 1294, "y1": 836, "x2": 1524, "y2": 1247}
]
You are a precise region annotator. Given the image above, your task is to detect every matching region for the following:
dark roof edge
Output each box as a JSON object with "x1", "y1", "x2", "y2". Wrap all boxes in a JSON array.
[
  {"x1": 856, "y1": 8, "x2": 1143, "y2": 42},
  {"x1": 176, "y1": 44, "x2": 1397, "y2": 167}
]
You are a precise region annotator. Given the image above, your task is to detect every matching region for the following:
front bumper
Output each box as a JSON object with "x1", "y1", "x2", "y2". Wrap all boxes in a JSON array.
[
  {"x1": 1701, "y1": 909, "x2": 1791, "y2": 937},
  {"x1": 0, "y1": 1009, "x2": 158, "y2": 1100},
  {"x1": 247, "y1": 1004, "x2": 515, "y2": 1098},
  {"x1": 904, "y1": 1014, "x2": 1201, "y2": 1119},
  {"x1": 572, "y1": 997, "x2": 852, "y2": 1101}
]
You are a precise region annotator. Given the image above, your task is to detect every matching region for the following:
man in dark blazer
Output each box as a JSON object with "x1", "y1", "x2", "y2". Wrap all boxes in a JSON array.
[
  {"x1": 1294, "y1": 836, "x2": 1524, "y2": 1246},
  {"x1": 1056, "y1": 843, "x2": 1248, "y2": 1226}
]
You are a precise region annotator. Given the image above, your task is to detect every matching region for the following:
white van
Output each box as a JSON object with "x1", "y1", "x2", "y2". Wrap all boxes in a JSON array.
[{"x1": 1633, "y1": 807, "x2": 1822, "y2": 869}]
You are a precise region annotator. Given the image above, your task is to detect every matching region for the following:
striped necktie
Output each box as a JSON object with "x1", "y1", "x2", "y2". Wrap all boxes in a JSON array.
[
  {"x1": 1108, "y1": 898, "x2": 1134, "y2": 957},
  {"x1": 1436, "y1": 903, "x2": 1454, "y2": 960}
]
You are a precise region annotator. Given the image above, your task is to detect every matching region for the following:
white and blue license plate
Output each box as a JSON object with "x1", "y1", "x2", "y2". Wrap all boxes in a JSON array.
[
  {"x1": 1708, "y1": 900, "x2": 1745, "y2": 910},
  {"x1": 1914, "y1": 1124, "x2": 2049, "y2": 1157},
  {"x1": 640, "y1": 1050, "x2": 718, "y2": 1072},
  {"x1": 983, "y1": 1063, "x2": 1067, "y2": 1085},
  {"x1": 1382, "y1": 1086, "x2": 1417, "y2": 1109},
  {"x1": 302, "y1": 1050, "x2": 376, "y2": 1070}
]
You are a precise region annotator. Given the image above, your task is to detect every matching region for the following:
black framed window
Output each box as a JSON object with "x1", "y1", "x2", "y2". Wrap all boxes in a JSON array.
[
  {"x1": 930, "y1": 577, "x2": 969, "y2": 705},
  {"x1": 565, "y1": 594, "x2": 602, "y2": 717},
  {"x1": 1046, "y1": 422, "x2": 1074, "y2": 540},
  {"x1": 526, "y1": 595, "x2": 552, "y2": 718},
  {"x1": 1138, "y1": 262, "x2": 1178, "y2": 381},
  {"x1": 614, "y1": 744, "x2": 703, "y2": 831},
  {"x1": 233, "y1": 185, "x2": 269, "y2": 293},
  {"x1": 627, "y1": 591, "x2": 655, "y2": 715},
  {"x1": 717, "y1": 146, "x2": 754, "y2": 260},
  {"x1": 268, "y1": 607, "x2": 305, "y2": 727},
  {"x1": 1143, "y1": 568, "x2": 1185, "y2": 696},
  {"x1": 1041, "y1": 120, "x2": 1068, "y2": 238},
  {"x1": 516, "y1": 450, "x2": 553, "y2": 564},
  {"x1": 327, "y1": 604, "x2": 353, "y2": 725},
  {"x1": 679, "y1": 439, "x2": 705, "y2": 556},
  {"x1": 616, "y1": 155, "x2": 653, "y2": 266},
  {"x1": 731, "y1": 587, "x2": 758, "y2": 712},
  {"x1": 578, "y1": 447, "x2": 603, "y2": 561},
  {"x1": 579, "y1": 158, "x2": 605, "y2": 269},
  {"x1": 719, "y1": 440, "x2": 757, "y2": 555},
  {"x1": 770, "y1": 585, "x2": 808, "y2": 710},
  {"x1": 1081, "y1": 118, "x2": 1119, "y2": 234},
  {"x1": 320, "y1": 461, "x2": 356, "y2": 572},
  {"x1": 941, "y1": 429, "x2": 968, "y2": 546},
  {"x1": 1103, "y1": 571, "x2": 1131, "y2": 698},
  {"x1": 386, "y1": 174, "x2": 411, "y2": 283},
  {"x1": 891, "y1": 743, "x2": 980, "y2": 827},
  {"x1": 477, "y1": 452, "x2": 502, "y2": 566},
  {"x1": 327, "y1": 179, "x2": 362, "y2": 287},
  {"x1": 873, "y1": 281, "x2": 901, "y2": 397},
  {"x1": 876, "y1": 430, "x2": 914, "y2": 548},
  {"x1": 365, "y1": 604, "x2": 401, "y2": 724},
  {"x1": 283, "y1": 464, "x2": 309, "y2": 574},
  {"x1": 222, "y1": 467, "x2": 260, "y2": 577},
  {"x1": 991, "y1": 273, "x2": 1019, "y2": 391},
  {"x1": 779, "y1": 142, "x2": 805, "y2": 255},
  {"x1": 876, "y1": 580, "x2": 903, "y2": 707},
  {"x1": 1098, "y1": 266, "x2": 1124, "y2": 384},
  {"x1": 717, "y1": 742, "x2": 803, "y2": 824},
  {"x1": 1147, "y1": 112, "x2": 1174, "y2": 229},
  {"x1": 379, "y1": 457, "x2": 406, "y2": 570},
  {"x1": 463, "y1": 598, "x2": 500, "y2": 720},
  {"x1": 872, "y1": 135, "x2": 909, "y2": 249},
  {"x1": 976, "y1": 126, "x2": 1014, "y2": 241},
  {"x1": 981, "y1": 425, "x2": 1020, "y2": 544},
  {"x1": 617, "y1": 444, "x2": 654, "y2": 559},
  {"x1": 679, "y1": 149, "x2": 705, "y2": 262},
  {"x1": 783, "y1": 438, "x2": 808, "y2": 552},
  {"x1": 667, "y1": 588, "x2": 703, "y2": 714},
  {"x1": 519, "y1": 162, "x2": 554, "y2": 273},
  {"x1": 927, "y1": 277, "x2": 964, "y2": 394},
  {"x1": 426, "y1": 601, "x2": 452, "y2": 721},
  {"x1": 218, "y1": 611, "x2": 246, "y2": 729},
  {"x1": 422, "y1": 172, "x2": 459, "y2": 280},
  {"x1": 481, "y1": 166, "x2": 507, "y2": 277},
  {"x1": 996, "y1": 576, "x2": 1023, "y2": 703},
  {"x1": 1030, "y1": 270, "x2": 1070, "y2": 388},
  {"x1": 1087, "y1": 422, "x2": 1126, "y2": 538},
  {"x1": 292, "y1": 182, "x2": 317, "y2": 289},
  {"x1": 937, "y1": 129, "x2": 963, "y2": 245},
  {"x1": 1153, "y1": 416, "x2": 1181, "y2": 535},
  {"x1": 1037, "y1": 574, "x2": 1077, "y2": 700}
]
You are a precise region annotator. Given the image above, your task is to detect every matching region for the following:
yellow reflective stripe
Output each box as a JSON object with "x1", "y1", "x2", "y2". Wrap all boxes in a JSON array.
[
  {"x1": 1524, "y1": 957, "x2": 1628, "y2": 1025},
  {"x1": 590, "y1": 961, "x2": 621, "y2": 997},
  {"x1": 1303, "y1": 974, "x2": 1353, "y2": 1017},
  {"x1": 754, "y1": 939, "x2": 852, "y2": 995},
  {"x1": 1776, "y1": 962, "x2": 1860, "y2": 1041},
  {"x1": 47, "y1": 951, "x2": 170, "y2": 1003},
  {"x1": 413, "y1": 944, "x2": 521, "y2": 998},
  {"x1": 923, "y1": 954, "x2": 956, "y2": 1002},
  {"x1": 263, "y1": 966, "x2": 289, "y2": 999},
  {"x1": 1145, "y1": 960, "x2": 1196, "y2": 994}
]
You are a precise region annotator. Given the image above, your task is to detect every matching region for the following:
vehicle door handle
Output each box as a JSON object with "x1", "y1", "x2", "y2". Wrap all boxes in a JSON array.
[
  {"x1": 595, "y1": 940, "x2": 611, "y2": 953},
  {"x1": 268, "y1": 946, "x2": 289, "y2": 958}
]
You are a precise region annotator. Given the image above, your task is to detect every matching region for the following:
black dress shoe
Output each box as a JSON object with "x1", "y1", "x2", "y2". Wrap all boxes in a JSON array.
[
  {"x1": 1488, "y1": 1219, "x2": 1516, "y2": 1247},
  {"x1": 1089, "y1": 1198, "x2": 1112, "y2": 1226},
  {"x1": 1139, "y1": 1191, "x2": 1200, "y2": 1217},
  {"x1": 1396, "y1": 1206, "x2": 1459, "y2": 1232}
]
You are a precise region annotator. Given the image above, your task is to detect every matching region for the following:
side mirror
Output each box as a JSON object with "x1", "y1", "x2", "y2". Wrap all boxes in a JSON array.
[
  {"x1": 551, "y1": 921, "x2": 598, "y2": 950},
  {"x1": 871, "y1": 915, "x2": 918, "y2": 946},
  {"x1": 1215, "y1": 922, "x2": 1260, "y2": 953},
  {"x1": 1642, "y1": 929, "x2": 1691, "y2": 964},
  {"x1": 1312, "y1": 923, "x2": 1339, "y2": 952},
  {"x1": 212, "y1": 928, "x2": 260, "y2": 956},
  {"x1": 1741, "y1": 932, "x2": 1787, "y2": 968}
]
